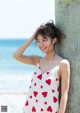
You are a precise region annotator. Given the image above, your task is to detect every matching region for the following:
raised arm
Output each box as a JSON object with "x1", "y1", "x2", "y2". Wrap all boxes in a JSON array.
[{"x1": 13, "y1": 33, "x2": 40, "y2": 65}]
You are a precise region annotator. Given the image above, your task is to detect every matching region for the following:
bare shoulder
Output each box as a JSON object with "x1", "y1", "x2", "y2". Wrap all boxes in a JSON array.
[
  {"x1": 60, "y1": 59, "x2": 70, "y2": 67},
  {"x1": 59, "y1": 59, "x2": 70, "y2": 73},
  {"x1": 56, "y1": 54, "x2": 70, "y2": 66},
  {"x1": 56, "y1": 53, "x2": 70, "y2": 68}
]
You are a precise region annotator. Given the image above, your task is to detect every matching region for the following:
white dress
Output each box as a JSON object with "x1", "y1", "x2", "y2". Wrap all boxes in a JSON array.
[{"x1": 23, "y1": 59, "x2": 63, "y2": 113}]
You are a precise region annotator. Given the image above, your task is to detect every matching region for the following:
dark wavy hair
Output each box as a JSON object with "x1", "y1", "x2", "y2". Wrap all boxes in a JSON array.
[{"x1": 34, "y1": 20, "x2": 65, "y2": 45}]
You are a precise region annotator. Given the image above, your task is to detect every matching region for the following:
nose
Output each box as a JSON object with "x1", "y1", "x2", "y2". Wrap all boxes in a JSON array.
[{"x1": 39, "y1": 41, "x2": 44, "y2": 47}]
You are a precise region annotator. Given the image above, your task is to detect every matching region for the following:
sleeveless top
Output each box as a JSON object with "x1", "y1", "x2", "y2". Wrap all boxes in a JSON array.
[{"x1": 23, "y1": 59, "x2": 63, "y2": 113}]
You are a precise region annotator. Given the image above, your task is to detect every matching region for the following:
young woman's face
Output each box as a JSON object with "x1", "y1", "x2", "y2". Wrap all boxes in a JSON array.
[{"x1": 36, "y1": 35, "x2": 55, "y2": 53}]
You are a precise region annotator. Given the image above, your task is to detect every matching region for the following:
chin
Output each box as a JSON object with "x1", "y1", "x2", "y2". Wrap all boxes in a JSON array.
[{"x1": 41, "y1": 50, "x2": 48, "y2": 53}]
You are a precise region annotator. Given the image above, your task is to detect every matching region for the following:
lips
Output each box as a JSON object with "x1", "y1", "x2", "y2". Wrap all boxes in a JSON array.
[
  {"x1": 40, "y1": 47, "x2": 47, "y2": 51},
  {"x1": 41, "y1": 47, "x2": 46, "y2": 50}
]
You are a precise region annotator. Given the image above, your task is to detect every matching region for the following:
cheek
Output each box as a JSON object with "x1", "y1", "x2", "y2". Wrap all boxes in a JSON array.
[{"x1": 46, "y1": 41, "x2": 52, "y2": 47}]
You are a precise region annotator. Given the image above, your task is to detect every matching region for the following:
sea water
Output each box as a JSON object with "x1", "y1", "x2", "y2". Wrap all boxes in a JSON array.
[{"x1": 0, "y1": 39, "x2": 45, "y2": 92}]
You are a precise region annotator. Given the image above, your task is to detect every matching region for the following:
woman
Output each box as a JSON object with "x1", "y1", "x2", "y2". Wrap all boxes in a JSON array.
[{"x1": 13, "y1": 20, "x2": 70, "y2": 113}]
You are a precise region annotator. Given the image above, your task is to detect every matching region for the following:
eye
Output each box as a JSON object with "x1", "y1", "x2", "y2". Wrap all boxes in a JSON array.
[
  {"x1": 36, "y1": 40, "x2": 39, "y2": 43},
  {"x1": 43, "y1": 39, "x2": 47, "y2": 41}
]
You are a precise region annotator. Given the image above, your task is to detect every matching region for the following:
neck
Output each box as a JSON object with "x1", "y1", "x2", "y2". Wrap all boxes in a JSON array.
[{"x1": 45, "y1": 50, "x2": 57, "y2": 61}]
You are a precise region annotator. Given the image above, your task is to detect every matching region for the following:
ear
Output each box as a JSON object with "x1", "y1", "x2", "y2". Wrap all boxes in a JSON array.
[{"x1": 52, "y1": 37, "x2": 57, "y2": 44}]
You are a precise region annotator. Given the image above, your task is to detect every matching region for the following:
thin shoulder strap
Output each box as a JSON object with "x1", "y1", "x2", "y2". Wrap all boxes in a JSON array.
[
  {"x1": 58, "y1": 58, "x2": 64, "y2": 65},
  {"x1": 35, "y1": 56, "x2": 42, "y2": 67},
  {"x1": 38, "y1": 56, "x2": 42, "y2": 63},
  {"x1": 57, "y1": 58, "x2": 66, "y2": 69}
]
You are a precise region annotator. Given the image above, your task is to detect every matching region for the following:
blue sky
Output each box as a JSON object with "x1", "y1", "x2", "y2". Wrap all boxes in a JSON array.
[{"x1": 0, "y1": 0, "x2": 55, "y2": 39}]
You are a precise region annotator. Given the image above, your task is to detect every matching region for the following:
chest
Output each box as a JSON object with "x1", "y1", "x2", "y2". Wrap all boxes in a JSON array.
[{"x1": 39, "y1": 62, "x2": 61, "y2": 80}]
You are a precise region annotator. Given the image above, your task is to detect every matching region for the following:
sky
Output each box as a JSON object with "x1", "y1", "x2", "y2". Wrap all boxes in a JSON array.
[{"x1": 0, "y1": 0, "x2": 55, "y2": 39}]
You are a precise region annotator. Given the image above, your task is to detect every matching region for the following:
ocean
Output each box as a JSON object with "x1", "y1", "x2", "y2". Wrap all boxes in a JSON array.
[{"x1": 0, "y1": 39, "x2": 45, "y2": 93}]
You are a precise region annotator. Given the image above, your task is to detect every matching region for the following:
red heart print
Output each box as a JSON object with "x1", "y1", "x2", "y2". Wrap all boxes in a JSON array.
[
  {"x1": 31, "y1": 79, "x2": 33, "y2": 82},
  {"x1": 52, "y1": 89, "x2": 55, "y2": 93},
  {"x1": 56, "y1": 78, "x2": 58, "y2": 81},
  {"x1": 32, "y1": 106, "x2": 36, "y2": 112},
  {"x1": 42, "y1": 92, "x2": 48, "y2": 97},
  {"x1": 53, "y1": 96, "x2": 57, "y2": 103},
  {"x1": 29, "y1": 85, "x2": 31, "y2": 88},
  {"x1": 25, "y1": 100, "x2": 28, "y2": 106},
  {"x1": 34, "y1": 83, "x2": 36, "y2": 86},
  {"x1": 40, "y1": 86, "x2": 43, "y2": 88},
  {"x1": 34, "y1": 72, "x2": 36, "y2": 74},
  {"x1": 46, "y1": 72, "x2": 49, "y2": 75},
  {"x1": 47, "y1": 106, "x2": 53, "y2": 112},
  {"x1": 33, "y1": 91, "x2": 38, "y2": 97},
  {"x1": 30, "y1": 95, "x2": 32, "y2": 98},
  {"x1": 41, "y1": 108, "x2": 44, "y2": 111},
  {"x1": 39, "y1": 66, "x2": 40, "y2": 69},
  {"x1": 36, "y1": 99, "x2": 38, "y2": 102},
  {"x1": 44, "y1": 101, "x2": 47, "y2": 104},
  {"x1": 45, "y1": 79, "x2": 51, "y2": 85},
  {"x1": 37, "y1": 74, "x2": 42, "y2": 80},
  {"x1": 57, "y1": 86, "x2": 60, "y2": 91}
]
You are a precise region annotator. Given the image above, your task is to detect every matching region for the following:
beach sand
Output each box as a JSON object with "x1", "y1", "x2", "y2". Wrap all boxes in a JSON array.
[{"x1": 0, "y1": 92, "x2": 27, "y2": 113}]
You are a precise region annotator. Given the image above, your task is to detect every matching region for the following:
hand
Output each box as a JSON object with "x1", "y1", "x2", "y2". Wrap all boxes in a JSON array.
[{"x1": 33, "y1": 25, "x2": 44, "y2": 37}]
